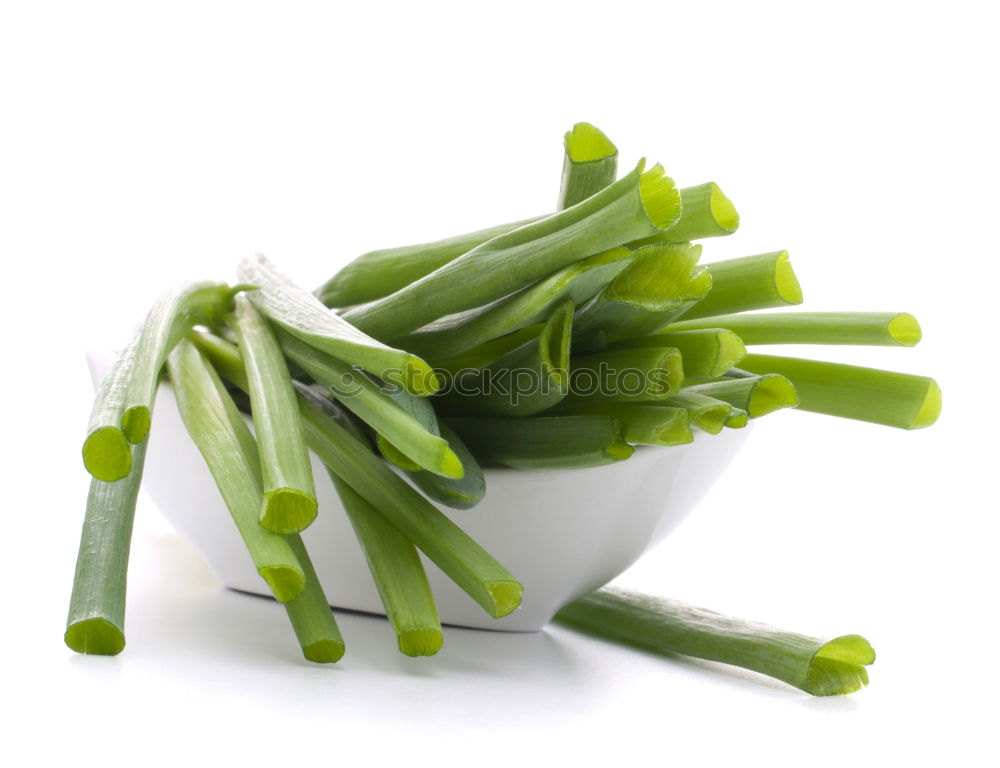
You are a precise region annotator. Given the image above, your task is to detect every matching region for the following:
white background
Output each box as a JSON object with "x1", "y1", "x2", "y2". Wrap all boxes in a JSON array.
[{"x1": 2, "y1": 1, "x2": 997, "y2": 765}]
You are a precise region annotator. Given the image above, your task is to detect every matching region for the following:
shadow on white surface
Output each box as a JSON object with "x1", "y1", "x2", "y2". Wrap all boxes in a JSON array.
[{"x1": 115, "y1": 530, "x2": 856, "y2": 711}]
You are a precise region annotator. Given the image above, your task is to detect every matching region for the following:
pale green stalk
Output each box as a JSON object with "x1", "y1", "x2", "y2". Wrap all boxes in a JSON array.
[
  {"x1": 558, "y1": 122, "x2": 618, "y2": 209},
  {"x1": 238, "y1": 252, "x2": 440, "y2": 396},
  {"x1": 230, "y1": 294, "x2": 317, "y2": 534},
  {"x1": 315, "y1": 217, "x2": 539, "y2": 308},
  {"x1": 166, "y1": 339, "x2": 305, "y2": 602},
  {"x1": 400, "y1": 247, "x2": 631, "y2": 362},
  {"x1": 669, "y1": 311, "x2": 922, "y2": 346},
  {"x1": 446, "y1": 415, "x2": 633, "y2": 469},
  {"x1": 327, "y1": 470, "x2": 444, "y2": 656},
  {"x1": 613, "y1": 328, "x2": 746, "y2": 378},
  {"x1": 342, "y1": 161, "x2": 682, "y2": 340},
  {"x1": 65, "y1": 440, "x2": 147, "y2": 656},
  {"x1": 738, "y1": 354, "x2": 942, "y2": 429},
  {"x1": 554, "y1": 587, "x2": 875, "y2": 696},
  {"x1": 679, "y1": 251, "x2": 803, "y2": 320},
  {"x1": 275, "y1": 327, "x2": 462, "y2": 479}
]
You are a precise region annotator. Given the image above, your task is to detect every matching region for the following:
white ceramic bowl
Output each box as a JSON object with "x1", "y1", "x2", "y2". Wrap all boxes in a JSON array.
[{"x1": 89, "y1": 351, "x2": 750, "y2": 631}]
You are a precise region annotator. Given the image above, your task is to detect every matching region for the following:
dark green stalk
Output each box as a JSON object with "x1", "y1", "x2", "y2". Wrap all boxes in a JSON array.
[
  {"x1": 558, "y1": 122, "x2": 618, "y2": 209},
  {"x1": 342, "y1": 161, "x2": 682, "y2": 340},
  {"x1": 65, "y1": 440, "x2": 147, "y2": 656},
  {"x1": 669, "y1": 311, "x2": 922, "y2": 346},
  {"x1": 678, "y1": 251, "x2": 803, "y2": 320},
  {"x1": 230, "y1": 294, "x2": 317, "y2": 534},
  {"x1": 738, "y1": 354, "x2": 942, "y2": 429},
  {"x1": 446, "y1": 415, "x2": 633, "y2": 469},
  {"x1": 554, "y1": 587, "x2": 875, "y2": 696},
  {"x1": 327, "y1": 470, "x2": 444, "y2": 656}
]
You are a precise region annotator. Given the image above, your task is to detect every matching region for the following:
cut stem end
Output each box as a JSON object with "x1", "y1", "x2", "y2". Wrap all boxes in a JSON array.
[
  {"x1": 260, "y1": 565, "x2": 306, "y2": 603},
  {"x1": 82, "y1": 427, "x2": 132, "y2": 482},
  {"x1": 260, "y1": 489, "x2": 319, "y2": 534},
  {"x1": 65, "y1": 618, "x2": 125, "y2": 656},
  {"x1": 399, "y1": 628, "x2": 445, "y2": 657}
]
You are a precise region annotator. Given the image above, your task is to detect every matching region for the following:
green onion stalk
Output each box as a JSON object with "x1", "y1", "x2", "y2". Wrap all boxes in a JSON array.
[
  {"x1": 668, "y1": 311, "x2": 921, "y2": 347},
  {"x1": 446, "y1": 414, "x2": 633, "y2": 469},
  {"x1": 678, "y1": 251, "x2": 803, "y2": 320},
  {"x1": 399, "y1": 247, "x2": 631, "y2": 364},
  {"x1": 275, "y1": 327, "x2": 462, "y2": 479},
  {"x1": 342, "y1": 161, "x2": 682, "y2": 341},
  {"x1": 737, "y1": 354, "x2": 941, "y2": 429},
  {"x1": 555, "y1": 587, "x2": 875, "y2": 696},
  {"x1": 238, "y1": 252, "x2": 440, "y2": 396},
  {"x1": 230, "y1": 294, "x2": 318, "y2": 533},
  {"x1": 558, "y1": 122, "x2": 619, "y2": 210}
]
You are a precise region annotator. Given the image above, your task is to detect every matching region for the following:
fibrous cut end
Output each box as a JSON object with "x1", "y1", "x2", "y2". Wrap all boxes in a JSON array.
[
  {"x1": 82, "y1": 427, "x2": 132, "y2": 482},
  {"x1": 910, "y1": 379, "x2": 942, "y2": 429},
  {"x1": 65, "y1": 618, "x2": 126, "y2": 656},
  {"x1": 565, "y1": 122, "x2": 617, "y2": 163},
  {"x1": 398, "y1": 628, "x2": 445, "y2": 657},
  {"x1": 121, "y1": 406, "x2": 152, "y2": 444},
  {"x1": 260, "y1": 489, "x2": 319, "y2": 534},
  {"x1": 486, "y1": 581, "x2": 524, "y2": 618},
  {"x1": 302, "y1": 639, "x2": 346, "y2": 664},
  {"x1": 260, "y1": 565, "x2": 306, "y2": 603},
  {"x1": 888, "y1": 313, "x2": 922, "y2": 346},
  {"x1": 774, "y1": 251, "x2": 804, "y2": 305},
  {"x1": 707, "y1": 182, "x2": 740, "y2": 234},
  {"x1": 748, "y1": 374, "x2": 799, "y2": 417},
  {"x1": 803, "y1": 634, "x2": 876, "y2": 696},
  {"x1": 639, "y1": 164, "x2": 682, "y2": 230}
]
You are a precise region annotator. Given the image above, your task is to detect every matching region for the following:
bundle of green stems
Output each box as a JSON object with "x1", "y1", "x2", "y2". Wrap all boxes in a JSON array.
[{"x1": 68, "y1": 123, "x2": 937, "y2": 696}]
